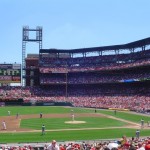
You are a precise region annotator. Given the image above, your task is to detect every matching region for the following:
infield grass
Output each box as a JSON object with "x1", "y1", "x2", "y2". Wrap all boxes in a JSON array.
[{"x1": 20, "y1": 117, "x2": 126, "y2": 130}]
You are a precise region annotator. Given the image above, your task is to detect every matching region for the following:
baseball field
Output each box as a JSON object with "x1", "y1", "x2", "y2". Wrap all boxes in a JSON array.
[{"x1": 0, "y1": 106, "x2": 150, "y2": 143}]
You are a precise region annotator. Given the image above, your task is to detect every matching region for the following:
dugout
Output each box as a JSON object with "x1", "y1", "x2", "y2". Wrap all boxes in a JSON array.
[{"x1": 36, "y1": 101, "x2": 73, "y2": 106}]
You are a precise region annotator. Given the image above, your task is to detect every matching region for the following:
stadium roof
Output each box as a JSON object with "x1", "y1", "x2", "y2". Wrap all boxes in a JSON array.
[{"x1": 40, "y1": 37, "x2": 150, "y2": 54}]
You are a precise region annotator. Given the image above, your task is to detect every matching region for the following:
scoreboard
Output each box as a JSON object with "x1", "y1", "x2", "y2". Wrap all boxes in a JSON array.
[{"x1": 0, "y1": 64, "x2": 21, "y2": 83}]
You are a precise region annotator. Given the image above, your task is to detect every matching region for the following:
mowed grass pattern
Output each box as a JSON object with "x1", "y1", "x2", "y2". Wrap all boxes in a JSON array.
[
  {"x1": 0, "y1": 129, "x2": 150, "y2": 143},
  {"x1": 0, "y1": 106, "x2": 88, "y2": 116},
  {"x1": 0, "y1": 106, "x2": 150, "y2": 143},
  {"x1": 96, "y1": 109, "x2": 150, "y2": 123},
  {"x1": 20, "y1": 117, "x2": 127, "y2": 130}
]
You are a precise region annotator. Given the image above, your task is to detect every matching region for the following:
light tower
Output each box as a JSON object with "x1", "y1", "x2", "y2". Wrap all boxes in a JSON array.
[{"x1": 22, "y1": 26, "x2": 42, "y2": 86}]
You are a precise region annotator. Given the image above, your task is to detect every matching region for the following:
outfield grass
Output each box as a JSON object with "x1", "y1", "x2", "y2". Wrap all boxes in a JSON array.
[
  {"x1": 0, "y1": 106, "x2": 150, "y2": 143},
  {"x1": 96, "y1": 109, "x2": 150, "y2": 123},
  {"x1": 0, "y1": 106, "x2": 86, "y2": 116}
]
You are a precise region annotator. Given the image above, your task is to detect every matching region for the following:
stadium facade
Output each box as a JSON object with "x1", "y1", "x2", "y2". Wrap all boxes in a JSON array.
[
  {"x1": 1, "y1": 37, "x2": 150, "y2": 111},
  {"x1": 20, "y1": 37, "x2": 150, "y2": 111}
]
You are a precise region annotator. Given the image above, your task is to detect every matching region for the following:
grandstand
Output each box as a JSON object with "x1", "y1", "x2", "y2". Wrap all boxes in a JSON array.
[
  {"x1": 23, "y1": 37, "x2": 150, "y2": 112},
  {"x1": 1, "y1": 37, "x2": 150, "y2": 112}
]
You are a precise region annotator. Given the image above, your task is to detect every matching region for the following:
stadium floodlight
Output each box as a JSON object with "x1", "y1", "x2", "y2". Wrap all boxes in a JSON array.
[{"x1": 22, "y1": 26, "x2": 42, "y2": 86}]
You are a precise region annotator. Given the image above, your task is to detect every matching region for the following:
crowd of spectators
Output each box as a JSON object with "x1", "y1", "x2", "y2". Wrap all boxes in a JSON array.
[
  {"x1": 39, "y1": 58, "x2": 150, "y2": 73},
  {"x1": 0, "y1": 86, "x2": 31, "y2": 100},
  {"x1": 34, "y1": 49, "x2": 150, "y2": 112},
  {"x1": 39, "y1": 49, "x2": 150, "y2": 65},
  {"x1": 39, "y1": 49, "x2": 150, "y2": 73},
  {"x1": 40, "y1": 71, "x2": 150, "y2": 84},
  {"x1": 0, "y1": 136, "x2": 150, "y2": 150},
  {"x1": 0, "y1": 83, "x2": 150, "y2": 111},
  {"x1": 1, "y1": 49, "x2": 150, "y2": 112},
  {"x1": 22, "y1": 95, "x2": 150, "y2": 111}
]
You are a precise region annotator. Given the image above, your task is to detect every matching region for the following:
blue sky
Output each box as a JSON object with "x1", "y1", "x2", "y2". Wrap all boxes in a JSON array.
[{"x1": 0, "y1": 0, "x2": 150, "y2": 64}]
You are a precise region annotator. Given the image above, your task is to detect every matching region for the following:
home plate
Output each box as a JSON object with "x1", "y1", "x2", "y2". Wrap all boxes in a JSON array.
[{"x1": 65, "y1": 121, "x2": 86, "y2": 124}]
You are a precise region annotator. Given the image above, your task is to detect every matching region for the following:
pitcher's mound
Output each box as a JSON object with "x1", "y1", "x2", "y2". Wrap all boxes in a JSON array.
[{"x1": 65, "y1": 121, "x2": 86, "y2": 124}]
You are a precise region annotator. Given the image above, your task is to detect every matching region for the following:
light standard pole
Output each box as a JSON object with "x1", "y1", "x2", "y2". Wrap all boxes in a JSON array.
[
  {"x1": 65, "y1": 62, "x2": 68, "y2": 99},
  {"x1": 65, "y1": 72, "x2": 68, "y2": 98}
]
